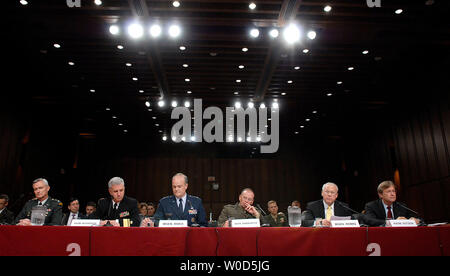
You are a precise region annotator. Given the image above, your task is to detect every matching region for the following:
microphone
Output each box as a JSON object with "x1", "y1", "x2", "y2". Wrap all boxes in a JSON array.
[
  {"x1": 256, "y1": 204, "x2": 267, "y2": 216},
  {"x1": 335, "y1": 201, "x2": 368, "y2": 227},
  {"x1": 335, "y1": 201, "x2": 360, "y2": 214},
  {"x1": 394, "y1": 202, "x2": 420, "y2": 216}
]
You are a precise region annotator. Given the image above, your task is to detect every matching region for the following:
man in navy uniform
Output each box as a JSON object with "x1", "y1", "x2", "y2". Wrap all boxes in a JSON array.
[
  {"x1": 151, "y1": 173, "x2": 207, "y2": 227},
  {"x1": 15, "y1": 178, "x2": 63, "y2": 226}
]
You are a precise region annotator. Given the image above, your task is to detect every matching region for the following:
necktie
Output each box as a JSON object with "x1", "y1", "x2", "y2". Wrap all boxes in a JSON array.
[
  {"x1": 387, "y1": 206, "x2": 393, "y2": 219},
  {"x1": 326, "y1": 206, "x2": 332, "y2": 221},
  {"x1": 113, "y1": 203, "x2": 118, "y2": 210},
  {"x1": 38, "y1": 202, "x2": 42, "y2": 206},
  {"x1": 68, "y1": 213, "x2": 76, "y2": 226},
  {"x1": 178, "y1": 198, "x2": 183, "y2": 213}
]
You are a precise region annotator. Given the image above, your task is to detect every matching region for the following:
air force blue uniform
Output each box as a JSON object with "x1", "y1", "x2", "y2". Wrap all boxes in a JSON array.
[{"x1": 154, "y1": 194, "x2": 207, "y2": 227}]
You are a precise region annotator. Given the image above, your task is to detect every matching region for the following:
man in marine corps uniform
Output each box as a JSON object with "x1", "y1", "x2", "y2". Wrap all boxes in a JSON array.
[
  {"x1": 15, "y1": 178, "x2": 63, "y2": 226},
  {"x1": 218, "y1": 188, "x2": 261, "y2": 227},
  {"x1": 262, "y1": 200, "x2": 289, "y2": 227}
]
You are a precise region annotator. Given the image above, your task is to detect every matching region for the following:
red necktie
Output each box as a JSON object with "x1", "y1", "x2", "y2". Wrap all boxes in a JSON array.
[{"x1": 387, "y1": 206, "x2": 393, "y2": 219}]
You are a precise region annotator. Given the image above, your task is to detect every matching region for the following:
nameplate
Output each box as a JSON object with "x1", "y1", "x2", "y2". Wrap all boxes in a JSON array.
[
  {"x1": 158, "y1": 220, "x2": 188, "y2": 227},
  {"x1": 386, "y1": 220, "x2": 417, "y2": 227},
  {"x1": 231, "y1": 219, "x2": 260, "y2": 228},
  {"x1": 331, "y1": 220, "x2": 360, "y2": 228},
  {"x1": 70, "y1": 219, "x2": 101, "y2": 227}
]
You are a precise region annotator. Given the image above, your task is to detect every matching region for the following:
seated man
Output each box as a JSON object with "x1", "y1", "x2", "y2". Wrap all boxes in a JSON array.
[
  {"x1": 84, "y1": 201, "x2": 97, "y2": 218},
  {"x1": 0, "y1": 194, "x2": 15, "y2": 225},
  {"x1": 363, "y1": 180, "x2": 424, "y2": 226},
  {"x1": 151, "y1": 173, "x2": 207, "y2": 227},
  {"x1": 91, "y1": 177, "x2": 140, "y2": 227},
  {"x1": 15, "y1": 178, "x2": 63, "y2": 226},
  {"x1": 262, "y1": 200, "x2": 289, "y2": 227},
  {"x1": 218, "y1": 188, "x2": 261, "y2": 227},
  {"x1": 61, "y1": 198, "x2": 86, "y2": 226},
  {"x1": 302, "y1": 182, "x2": 353, "y2": 227}
]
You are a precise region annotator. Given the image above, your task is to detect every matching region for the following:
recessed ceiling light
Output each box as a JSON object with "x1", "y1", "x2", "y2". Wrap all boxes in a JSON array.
[
  {"x1": 300, "y1": 125, "x2": 305, "y2": 128},
  {"x1": 303, "y1": 49, "x2": 310, "y2": 54},
  {"x1": 283, "y1": 24, "x2": 301, "y2": 45},
  {"x1": 90, "y1": 89, "x2": 95, "y2": 93},
  {"x1": 158, "y1": 100, "x2": 165, "y2": 107},
  {"x1": 348, "y1": 67, "x2": 354, "y2": 71},
  {"x1": 145, "y1": 101, "x2": 151, "y2": 107},
  {"x1": 281, "y1": 92, "x2": 287, "y2": 96},
  {"x1": 250, "y1": 28, "x2": 260, "y2": 38},
  {"x1": 162, "y1": 136, "x2": 168, "y2": 141},
  {"x1": 94, "y1": 0, "x2": 102, "y2": 6},
  {"x1": 20, "y1": 0, "x2": 28, "y2": 5},
  {"x1": 171, "y1": 101, "x2": 178, "y2": 108},
  {"x1": 327, "y1": 93, "x2": 333, "y2": 97},
  {"x1": 139, "y1": 90, "x2": 144, "y2": 93},
  {"x1": 248, "y1": 102, "x2": 255, "y2": 109},
  {"x1": 235, "y1": 102, "x2": 242, "y2": 109},
  {"x1": 287, "y1": 80, "x2": 293, "y2": 84},
  {"x1": 242, "y1": 47, "x2": 249, "y2": 52},
  {"x1": 117, "y1": 45, "x2": 124, "y2": 50},
  {"x1": 337, "y1": 81, "x2": 343, "y2": 85},
  {"x1": 184, "y1": 101, "x2": 191, "y2": 108},
  {"x1": 183, "y1": 64, "x2": 189, "y2": 68},
  {"x1": 239, "y1": 65, "x2": 245, "y2": 69},
  {"x1": 68, "y1": 61, "x2": 75, "y2": 66},
  {"x1": 236, "y1": 80, "x2": 241, "y2": 83},
  {"x1": 109, "y1": 25, "x2": 120, "y2": 35},
  {"x1": 168, "y1": 25, "x2": 181, "y2": 38},
  {"x1": 106, "y1": 108, "x2": 111, "y2": 111},
  {"x1": 294, "y1": 66, "x2": 300, "y2": 70},
  {"x1": 125, "y1": 63, "x2": 132, "y2": 67},
  {"x1": 179, "y1": 46, "x2": 186, "y2": 51},
  {"x1": 149, "y1": 24, "x2": 162, "y2": 38},
  {"x1": 185, "y1": 78, "x2": 190, "y2": 82},
  {"x1": 187, "y1": 91, "x2": 192, "y2": 94},
  {"x1": 53, "y1": 43, "x2": 61, "y2": 48},
  {"x1": 272, "y1": 102, "x2": 279, "y2": 109},
  {"x1": 118, "y1": 123, "x2": 123, "y2": 126},
  {"x1": 307, "y1": 31, "x2": 317, "y2": 40},
  {"x1": 234, "y1": 92, "x2": 239, "y2": 95},
  {"x1": 249, "y1": 3, "x2": 256, "y2": 10},
  {"x1": 127, "y1": 23, "x2": 144, "y2": 39},
  {"x1": 172, "y1": 1, "x2": 180, "y2": 8},
  {"x1": 395, "y1": 9, "x2": 403, "y2": 14},
  {"x1": 324, "y1": 5, "x2": 332, "y2": 12},
  {"x1": 132, "y1": 77, "x2": 138, "y2": 81},
  {"x1": 305, "y1": 118, "x2": 310, "y2": 122},
  {"x1": 123, "y1": 130, "x2": 128, "y2": 133},
  {"x1": 362, "y1": 50, "x2": 369, "y2": 55},
  {"x1": 312, "y1": 110, "x2": 317, "y2": 114},
  {"x1": 269, "y1": 29, "x2": 279, "y2": 38}
]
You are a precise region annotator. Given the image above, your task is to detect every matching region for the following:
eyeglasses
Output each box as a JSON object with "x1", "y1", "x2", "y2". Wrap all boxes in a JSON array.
[{"x1": 323, "y1": 190, "x2": 337, "y2": 195}]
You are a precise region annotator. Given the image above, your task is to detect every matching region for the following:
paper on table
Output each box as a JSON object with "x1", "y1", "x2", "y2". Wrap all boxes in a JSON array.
[{"x1": 330, "y1": 216, "x2": 351, "y2": 221}]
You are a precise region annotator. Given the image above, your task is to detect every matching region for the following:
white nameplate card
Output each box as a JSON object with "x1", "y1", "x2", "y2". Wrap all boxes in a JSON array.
[
  {"x1": 386, "y1": 220, "x2": 417, "y2": 227},
  {"x1": 231, "y1": 219, "x2": 261, "y2": 228},
  {"x1": 158, "y1": 220, "x2": 188, "y2": 227},
  {"x1": 331, "y1": 220, "x2": 360, "y2": 228},
  {"x1": 70, "y1": 219, "x2": 101, "y2": 227}
]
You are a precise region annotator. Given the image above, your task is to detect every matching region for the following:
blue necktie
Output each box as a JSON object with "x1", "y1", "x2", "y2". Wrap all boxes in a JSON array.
[{"x1": 178, "y1": 198, "x2": 183, "y2": 213}]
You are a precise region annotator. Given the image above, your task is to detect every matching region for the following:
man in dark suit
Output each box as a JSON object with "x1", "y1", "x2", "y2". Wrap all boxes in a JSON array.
[
  {"x1": 91, "y1": 177, "x2": 140, "y2": 227},
  {"x1": 61, "y1": 198, "x2": 87, "y2": 226},
  {"x1": 302, "y1": 182, "x2": 354, "y2": 227},
  {"x1": 151, "y1": 173, "x2": 207, "y2": 227},
  {"x1": 363, "y1": 180, "x2": 424, "y2": 226},
  {"x1": 0, "y1": 194, "x2": 15, "y2": 225}
]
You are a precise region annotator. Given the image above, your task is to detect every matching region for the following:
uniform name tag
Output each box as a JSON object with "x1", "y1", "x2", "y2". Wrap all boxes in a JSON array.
[
  {"x1": 386, "y1": 220, "x2": 417, "y2": 227},
  {"x1": 231, "y1": 219, "x2": 260, "y2": 228},
  {"x1": 159, "y1": 220, "x2": 188, "y2": 227},
  {"x1": 331, "y1": 220, "x2": 360, "y2": 228},
  {"x1": 70, "y1": 219, "x2": 101, "y2": 227}
]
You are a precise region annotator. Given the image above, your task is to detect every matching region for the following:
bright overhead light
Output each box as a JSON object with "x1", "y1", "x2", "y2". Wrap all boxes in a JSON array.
[
  {"x1": 287, "y1": 80, "x2": 293, "y2": 84},
  {"x1": 128, "y1": 23, "x2": 144, "y2": 39},
  {"x1": 53, "y1": 43, "x2": 61, "y2": 48},
  {"x1": 327, "y1": 92, "x2": 333, "y2": 97},
  {"x1": 185, "y1": 78, "x2": 190, "y2": 82},
  {"x1": 242, "y1": 47, "x2": 249, "y2": 52},
  {"x1": 90, "y1": 89, "x2": 95, "y2": 93},
  {"x1": 149, "y1": 24, "x2": 162, "y2": 38},
  {"x1": 337, "y1": 81, "x2": 343, "y2": 85},
  {"x1": 362, "y1": 50, "x2": 369, "y2": 55},
  {"x1": 303, "y1": 49, "x2": 310, "y2": 54},
  {"x1": 272, "y1": 102, "x2": 279, "y2": 109},
  {"x1": 109, "y1": 25, "x2": 120, "y2": 35},
  {"x1": 307, "y1": 31, "x2": 317, "y2": 40},
  {"x1": 283, "y1": 24, "x2": 301, "y2": 45},
  {"x1": 249, "y1": 3, "x2": 256, "y2": 10},
  {"x1": 187, "y1": 91, "x2": 192, "y2": 94},
  {"x1": 179, "y1": 46, "x2": 186, "y2": 51},
  {"x1": 235, "y1": 102, "x2": 242, "y2": 109},
  {"x1": 281, "y1": 92, "x2": 287, "y2": 96},
  {"x1": 395, "y1": 9, "x2": 403, "y2": 14},
  {"x1": 162, "y1": 136, "x2": 168, "y2": 141},
  {"x1": 132, "y1": 77, "x2": 138, "y2": 81},
  {"x1": 236, "y1": 80, "x2": 241, "y2": 83},
  {"x1": 184, "y1": 101, "x2": 191, "y2": 108},
  {"x1": 234, "y1": 92, "x2": 239, "y2": 95},
  {"x1": 250, "y1": 28, "x2": 260, "y2": 38},
  {"x1": 172, "y1": 1, "x2": 180, "y2": 8},
  {"x1": 168, "y1": 25, "x2": 181, "y2": 38},
  {"x1": 158, "y1": 100, "x2": 165, "y2": 107},
  {"x1": 183, "y1": 64, "x2": 189, "y2": 68},
  {"x1": 348, "y1": 67, "x2": 355, "y2": 71},
  {"x1": 94, "y1": 0, "x2": 102, "y2": 6},
  {"x1": 294, "y1": 66, "x2": 300, "y2": 70},
  {"x1": 145, "y1": 101, "x2": 151, "y2": 107},
  {"x1": 139, "y1": 90, "x2": 144, "y2": 93},
  {"x1": 248, "y1": 102, "x2": 254, "y2": 108},
  {"x1": 117, "y1": 45, "x2": 124, "y2": 50},
  {"x1": 238, "y1": 65, "x2": 245, "y2": 69},
  {"x1": 260, "y1": 103, "x2": 266, "y2": 109},
  {"x1": 171, "y1": 101, "x2": 178, "y2": 108},
  {"x1": 125, "y1": 63, "x2": 132, "y2": 67},
  {"x1": 324, "y1": 5, "x2": 332, "y2": 12},
  {"x1": 269, "y1": 29, "x2": 279, "y2": 38},
  {"x1": 20, "y1": 0, "x2": 28, "y2": 5}
]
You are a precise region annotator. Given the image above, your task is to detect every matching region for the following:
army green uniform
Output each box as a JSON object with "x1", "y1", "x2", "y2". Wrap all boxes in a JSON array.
[
  {"x1": 262, "y1": 212, "x2": 289, "y2": 227},
  {"x1": 15, "y1": 197, "x2": 63, "y2": 226},
  {"x1": 217, "y1": 203, "x2": 261, "y2": 226}
]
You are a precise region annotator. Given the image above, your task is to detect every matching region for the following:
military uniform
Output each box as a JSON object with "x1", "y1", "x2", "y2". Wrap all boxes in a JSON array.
[
  {"x1": 154, "y1": 194, "x2": 207, "y2": 227},
  {"x1": 217, "y1": 202, "x2": 261, "y2": 226},
  {"x1": 14, "y1": 197, "x2": 63, "y2": 226},
  {"x1": 262, "y1": 212, "x2": 289, "y2": 227}
]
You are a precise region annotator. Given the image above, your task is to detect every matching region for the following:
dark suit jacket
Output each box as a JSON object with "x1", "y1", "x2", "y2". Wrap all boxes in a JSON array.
[
  {"x1": 363, "y1": 199, "x2": 424, "y2": 226},
  {"x1": 154, "y1": 194, "x2": 207, "y2": 227},
  {"x1": 92, "y1": 196, "x2": 140, "y2": 227},
  {"x1": 0, "y1": 208, "x2": 15, "y2": 225},
  {"x1": 61, "y1": 212, "x2": 87, "y2": 226},
  {"x1": 302, "y1": 200, "x2": 354, "y2": 227}
]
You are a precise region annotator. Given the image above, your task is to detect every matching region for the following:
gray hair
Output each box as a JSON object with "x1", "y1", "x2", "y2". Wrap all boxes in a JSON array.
[
  {"x1": 240, "y1": 188, "x2": 254, "y2": 195},
  {"x1": 172, "y1": 173, "x2": 188, "y2": 184},
  {"x1": 108, "y1": 177, "x2": 125, "y2": 188},
  {"x1": 322, "y1": 182, "x2": 338, "y2": 192},
  {"x1": 32, "y1": 178, "x2": 49, "y2": 186}
]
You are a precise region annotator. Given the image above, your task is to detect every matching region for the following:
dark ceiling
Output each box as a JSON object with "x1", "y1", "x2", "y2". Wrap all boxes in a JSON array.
[{"x1": 5, "y1": 0, "x2": 450, "y2": 152}]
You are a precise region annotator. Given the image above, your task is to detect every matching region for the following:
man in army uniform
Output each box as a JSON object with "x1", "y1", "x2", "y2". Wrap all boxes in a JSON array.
[
  {"x1": 262, "y1": 200, "x2": 289, "y2": 227},
  {"x1": 15, "y1": 178, "x2": 63, "y2": 226},
  {"x1": 218, "y1": 188, "x2": 261, "y2": 227}
]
